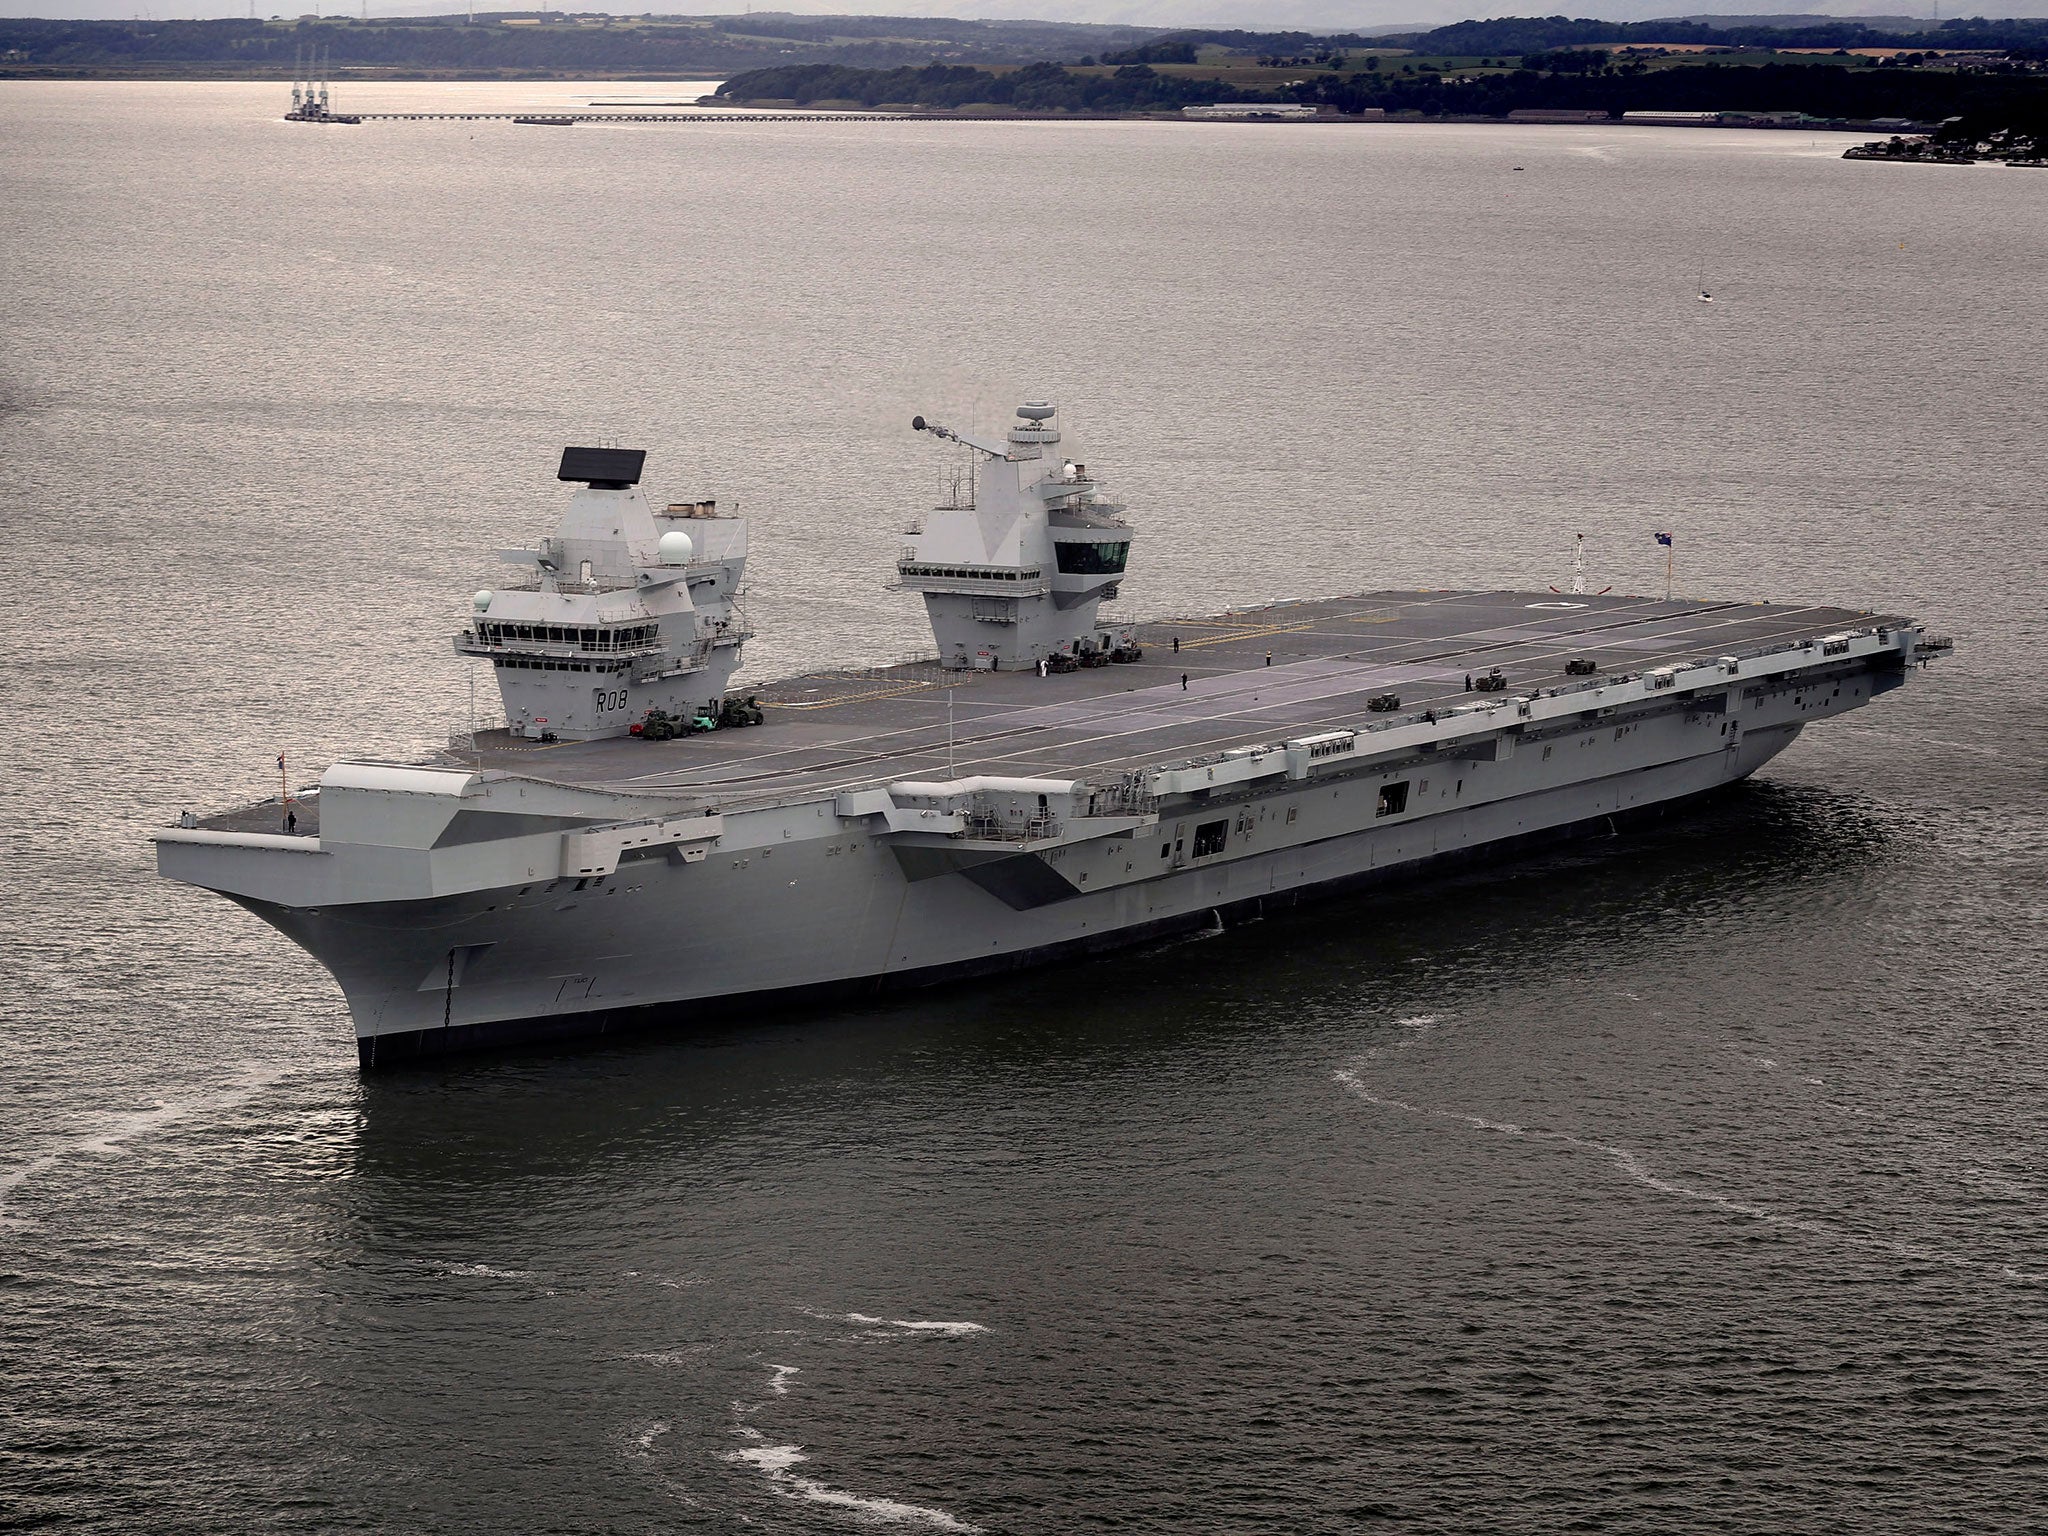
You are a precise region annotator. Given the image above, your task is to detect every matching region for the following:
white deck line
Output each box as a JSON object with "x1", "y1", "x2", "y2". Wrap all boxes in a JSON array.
[
  {"x1": 615, "y1": 589, "x2": 1500, "y2": 787},
  {"x1": 964, "y1": 603, "x2": 1854, "y2": 782},
  {"x1": 617, "y1": 599, "x2": 1854, "y2": 798},
  {"x1": 612, "y1": 593, "x2": 1755, "y2": 791}
]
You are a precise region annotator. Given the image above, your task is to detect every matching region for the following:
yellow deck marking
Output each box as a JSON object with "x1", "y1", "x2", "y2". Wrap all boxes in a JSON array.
[
  {"x1": 1177, "y1": 621, "x2": 1322, "y2": 649},
  {"x1": 772, "y1": 679, "x2": 943, "y2": 710}
]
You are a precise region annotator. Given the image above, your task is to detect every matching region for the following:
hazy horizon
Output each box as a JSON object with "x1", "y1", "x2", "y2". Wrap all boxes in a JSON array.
[{"x1": 8, "y1": 3, "x2": 2045, "y2": 32}]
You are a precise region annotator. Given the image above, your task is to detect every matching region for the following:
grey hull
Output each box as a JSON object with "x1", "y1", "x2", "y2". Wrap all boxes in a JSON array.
[
  {"x1": 158, "y1": 581, "x2": 1938, "y2": 1069},
  {"x1": 330, "y1": 770, "x2": 1764, "y2": 1069},
  {"x1": 226, "y1": 718, "x2": 1808, "y2": 1067}
]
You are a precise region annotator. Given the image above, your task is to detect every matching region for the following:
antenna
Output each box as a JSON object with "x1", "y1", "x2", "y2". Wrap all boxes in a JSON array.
[
  {"x1": 1549, "y1": 533, "x2": 1612, "y2": 597},
  {"x1": 909, "y1": 413, "x2": 1000, "y2": 462}
]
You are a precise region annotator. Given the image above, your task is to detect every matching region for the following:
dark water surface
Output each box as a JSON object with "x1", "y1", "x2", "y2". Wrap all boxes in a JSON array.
[{"x1": 3, "y1": 82, "x2": 2045, "y2": 1533}]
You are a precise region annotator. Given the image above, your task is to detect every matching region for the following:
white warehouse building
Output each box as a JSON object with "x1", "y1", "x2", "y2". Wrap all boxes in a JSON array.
[{"x1": 1182, "y1": 102, "x2": 1319, "y2": 118}]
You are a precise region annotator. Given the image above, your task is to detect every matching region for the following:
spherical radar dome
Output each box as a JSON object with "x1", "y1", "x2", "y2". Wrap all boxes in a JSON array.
[
  {"x1": 1017, "y1": 402, "x2": 1056, "y2": 421},
  {"x1": 472, "y1": 590, "x2": 493, "y2": 613},
  {"x1": 658, "y1": 530, "x2": 695, "y2": 566}
]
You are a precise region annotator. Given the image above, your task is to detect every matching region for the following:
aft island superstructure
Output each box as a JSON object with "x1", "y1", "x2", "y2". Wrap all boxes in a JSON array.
[
  {"x1": 156, "y1": 404, "x2": 1948, "y2": 1066},
  {"x1": 897, "y1": 406, "x2": 1136, "y2": 672}
]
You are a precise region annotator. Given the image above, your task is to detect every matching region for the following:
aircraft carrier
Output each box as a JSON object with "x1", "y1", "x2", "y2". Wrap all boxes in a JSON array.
[{"x1": 155, "y1": 404, "x2": 1949, "y2": 1066}]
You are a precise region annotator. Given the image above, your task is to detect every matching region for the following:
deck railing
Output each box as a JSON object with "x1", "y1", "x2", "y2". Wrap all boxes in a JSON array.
[
  {"x1": 964, "y1": 810, "x2": 1060, "y2": 842},
  {"x1": 1144, "y1": 626, "x2": 1901, "y2": 781}
]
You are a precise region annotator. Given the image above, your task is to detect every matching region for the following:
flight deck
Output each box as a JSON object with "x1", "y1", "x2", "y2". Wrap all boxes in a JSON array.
[{"x1": 457, "y1": 587, "x2": 1896, "y2": 810}]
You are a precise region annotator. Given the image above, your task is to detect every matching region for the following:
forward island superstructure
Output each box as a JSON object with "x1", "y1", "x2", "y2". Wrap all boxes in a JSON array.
[
  {"x1": 455, "y1": 446, "x2": 750, "y2": 741},
  {"x1": 156, "y1": 405, "x2": 1948, "y2": 1066}
]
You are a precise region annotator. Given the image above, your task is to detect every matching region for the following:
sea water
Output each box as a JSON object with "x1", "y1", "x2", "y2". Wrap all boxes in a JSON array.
[{"x1": 2, "y1": 81, "x2": 2044, "y2": 1533}]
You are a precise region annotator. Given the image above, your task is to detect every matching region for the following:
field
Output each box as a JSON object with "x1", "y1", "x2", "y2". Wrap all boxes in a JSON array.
[{"x1": 1072, "y1": 45, "x2": 1986, "y2": 92}]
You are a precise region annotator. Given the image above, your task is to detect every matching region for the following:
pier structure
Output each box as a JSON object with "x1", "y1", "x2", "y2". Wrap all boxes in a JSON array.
[
  {"x1": 311, "y1": 110, "x2": 928, "y2": 124},
  {"x1": 278, "y1": 75, "x2": 934, "y2": 127}
]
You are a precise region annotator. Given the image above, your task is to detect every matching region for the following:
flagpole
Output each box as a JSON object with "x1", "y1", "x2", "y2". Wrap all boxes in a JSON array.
[
  {"x1": 279, "y1": 750, "x2": 287, "y2": 807},
  {"x1": 1665, "y1": 544, "x2": 1673, "y2": 601}
]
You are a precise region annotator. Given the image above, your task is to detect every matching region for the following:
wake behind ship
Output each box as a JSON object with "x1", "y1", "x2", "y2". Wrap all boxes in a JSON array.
[{"x1": 156, "y1": 405, "x2": 1948, "y2": 1066}]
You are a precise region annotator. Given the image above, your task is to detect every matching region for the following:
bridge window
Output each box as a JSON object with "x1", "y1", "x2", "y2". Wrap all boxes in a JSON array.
[
  {"x1": 902, "y1": 565, "x2": 1041, "y2": 582},
  {"x1": 1054, "y1": 540, "x2": 1129, "y2": 576},
  {"x1": 482, "y1": 620, "x2": 661, "y2": 652}
]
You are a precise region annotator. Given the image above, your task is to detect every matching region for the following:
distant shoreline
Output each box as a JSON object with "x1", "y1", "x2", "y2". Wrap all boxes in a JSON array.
[
  {"x1": 0, "y1": 75, "x2": 1930, "y2": 135},
  {"x1": 1, "y1": 69, "x2": 719, "y2": 82}
]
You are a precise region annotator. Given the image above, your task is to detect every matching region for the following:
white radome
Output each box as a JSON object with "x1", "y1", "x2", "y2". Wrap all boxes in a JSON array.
[
  {"x1": 658, "y1": 530, "x2": 694, "y2": 565},
  {"x1": 472, "y1": 590, "x2": 493, "y2": 612}
]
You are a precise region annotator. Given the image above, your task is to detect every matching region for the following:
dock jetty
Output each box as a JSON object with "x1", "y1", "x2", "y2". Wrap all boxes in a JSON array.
[
  {"x1": 288, "y1": 108, "x2": 934, "y2": 125},
  {"x1": 279, "y1": 53, "x2": 926, "y2": 127},
  {"x1": 284, "y1": 103, "x2": 927, "y2": 126}
]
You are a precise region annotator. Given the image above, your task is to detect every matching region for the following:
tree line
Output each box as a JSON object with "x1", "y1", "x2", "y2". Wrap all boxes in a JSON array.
[
  {"x1": 1301, "y1": 58, "x2": 2048, "y2": 126},
  {"x1": 0, "y1": 14, "x2": 1158, "y2": 77},
  {"x1": 1041, "y1": 16, "x2": 2048, "y2": 62},
  {"x1": 1391, "y1": 14, "x2": 2048, "y2": 55},
  {"x1": 718, "y1": 55, "x2": 2048, "y2": 128},
  {"x1": 717, "y1": 61, "x2": 1253, "y2": 112}
]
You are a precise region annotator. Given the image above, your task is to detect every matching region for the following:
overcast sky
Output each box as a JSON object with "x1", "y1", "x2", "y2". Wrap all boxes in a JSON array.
[{"x1": 8, "y1": 2, "x2": 2042, "y2": 29}]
